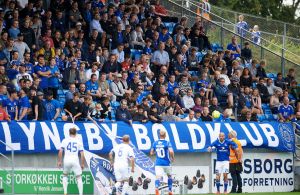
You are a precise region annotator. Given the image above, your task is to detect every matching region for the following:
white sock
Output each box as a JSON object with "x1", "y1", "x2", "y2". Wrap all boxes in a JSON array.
[
  {"x1": 115, "y1": 181, "x2": 122, "y2": 194},
  {"x1": 77, "y1": 176, "x2": 83, "y2": 195},
  {"x1": 121, "y1": 182, "x2": 129, "y2": 195},
  {"x1": 63, "y1": 176, "x2": 68, "y2": 195}
]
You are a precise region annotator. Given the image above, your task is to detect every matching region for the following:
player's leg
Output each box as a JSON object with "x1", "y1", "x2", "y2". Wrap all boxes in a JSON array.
[
  {"x1": 215, "y1": 161, "x2": 222, "y2": 194},
  {"x1": 155, "y1": 166, "x2": 164, "y2": 195},
  {"x1": 73, "y1": 163, "x2": 83, "y2": 195},
  {"x1": 223, "y1": 161, "x2": 230, "y2": 194},
  {"x1": 120, "y1": 167, "x2": 130, "y2": 195},
  {"x1": 114, "y1": 167, "x2": 122, "y2": 195},
  {"x1": 165, "y1": 167, "x2": 173, "y2": 195},
  {"x1": 63, "y1": 161, "x2": 72, "y2": 195}
]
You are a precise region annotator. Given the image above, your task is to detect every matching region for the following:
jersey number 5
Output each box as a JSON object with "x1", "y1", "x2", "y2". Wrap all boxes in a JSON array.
[
  {"x1": 67, "y1": 142, "x2": 78, "y2": 152},
  {"x1": 156, "y1": 148, "x2": 165, "y2": 158}
]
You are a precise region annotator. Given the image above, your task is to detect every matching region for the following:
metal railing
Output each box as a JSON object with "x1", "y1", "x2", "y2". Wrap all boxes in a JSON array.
[
  {"x1": 0, "y1": 140, "x2": 15, "y2": 194},
  {"x1": 186, "y1": 0, "x2": 300, "y2": 49},
  {"x1": 161, "y1": 0, "x2": 300, "y2": 78},
  {"x1": 294, "y1": 123, "x2": 300, "y2": 161}
]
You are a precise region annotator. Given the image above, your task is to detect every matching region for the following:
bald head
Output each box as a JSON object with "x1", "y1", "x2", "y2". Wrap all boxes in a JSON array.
[
  {"x1": 122, "y1": 135, "x2": 130, "y2": 143},
  {"x1": 219, "y1": 132, "x2": 225, "y2": 142},
  {"x1": 160, "y1": 130, "x2": 166, "y2": 139}
]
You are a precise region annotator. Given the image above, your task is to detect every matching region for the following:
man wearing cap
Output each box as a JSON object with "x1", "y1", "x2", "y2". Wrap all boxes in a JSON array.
[
  {"x1": 110, "y1": 73, "x2": 125, "y2": 102},
  {"x1": 43, "y1": 91, "x2": 61, "y2": 121},
  {"x1": 14, "y1": 33, "x2": 30, "y2": 61}
]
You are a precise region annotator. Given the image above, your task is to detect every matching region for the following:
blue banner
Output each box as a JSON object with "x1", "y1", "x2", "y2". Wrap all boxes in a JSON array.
[{"x1": 0, "y1": 121, "x2": 295, "y2": 153}]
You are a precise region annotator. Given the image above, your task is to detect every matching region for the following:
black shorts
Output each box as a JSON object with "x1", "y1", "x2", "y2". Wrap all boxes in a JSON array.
[{"x1": 229, "y1": 163, "x2": 243, "y2": 174}]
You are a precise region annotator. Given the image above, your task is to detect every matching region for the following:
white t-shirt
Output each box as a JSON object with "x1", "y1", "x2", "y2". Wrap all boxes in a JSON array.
[
  {"x1": 60, "y1": 137, "x2": 84, "y2": 162},
  {"x1": 112, "y1": 143, "x2": 135, "y2": 167}
]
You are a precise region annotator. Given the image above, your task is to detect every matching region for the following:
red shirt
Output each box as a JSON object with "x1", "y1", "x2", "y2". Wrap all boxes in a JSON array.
[{"x1": 0, "y1": 107, "x2": 9, "y2": 121}]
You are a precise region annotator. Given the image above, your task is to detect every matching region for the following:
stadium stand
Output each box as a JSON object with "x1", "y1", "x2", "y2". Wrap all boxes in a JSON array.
[{"x1": 0, "y1": 0, "x2": 297, "y2": 124}]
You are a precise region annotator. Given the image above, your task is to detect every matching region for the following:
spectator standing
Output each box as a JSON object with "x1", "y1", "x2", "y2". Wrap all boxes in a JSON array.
[
  {"x1": 18, "y1": 89, "x2": 30, "y2": 121},
  {"x1": 236, "y1": 15, "x2": 248, "y2": 38},
  {"x1": 14, "y1": 33, "x2": 30, "y2": 61},
  {"x1": 48, "y1": 58, "x2": 61, "y2": 99},
  {"x1": 32, "y1": 91, "x2": 44, "y2": 121},
  {"x1": 278, "y1": 97, "x2": 295, "y2": 122},
  {"x1": 240, "y1": 42, "x2": 252, "y2": 64},
  {"x1": 0, "y1": 101, "x2": 10, "y2": 122},
  {"x1": 86, "y1": 74, "x2": 102, "y2": 101},
  {"x1": 3, "y1": 90, "x2": 18, "y2": 121},
  {"x1": 63, "y1": 92, "x2": 82, "y2": 121},
  {"x1": 43, "y1": 91, "x2": 61, "y2": 121},
  {"x1": 251, "y1": 25, "x2": 261, "y2": 45},
  {"x1": 151, "y1": 42, "x2": 169, "y2": 75},
  {"x1": 34, "y1": 55, "x2": 51, "y2": 92}
]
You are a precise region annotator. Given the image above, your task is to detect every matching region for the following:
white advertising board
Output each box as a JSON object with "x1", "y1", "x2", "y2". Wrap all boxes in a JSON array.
[{"x1": 211, "y1": 153, "x2": 294, "y2": 193}]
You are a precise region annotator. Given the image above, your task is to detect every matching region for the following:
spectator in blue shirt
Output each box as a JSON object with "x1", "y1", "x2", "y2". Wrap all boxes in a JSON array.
[
  {"x1": 143, "y1": 39, "x2": 152, "y2": 55},
  {"x1": 86, "y1": 74, "x2": 102, "y2": 101},
  {"x1": 236, "y1": 15, "x2": 248, "y2": 38},
  {"x1": 167, "y1": 75, "x2": 178, "y2": 96},
  {"x1": 159, "y1": 27, "x2": 170, "y2": 42},
  {"x1": 34, "y1": 55, "x2": 51, "y2": 92},
  {"x1": 23, "y1": 52, "x2": 34, "y2": 75},
  {"x1": 43, "y1": 91, "x2": 61, "y2": 121},
  {"x1": 214, "y1": 78, "x2": 234, "y2": 108},
  {"x1": 3, "y1": 90, "x2": 18, "y2": 120},
  {"x1": 18, "y1": 89, "x2": 30, "y2": 121},
  {"x1": 278, "y1": 97, "x2": 295, "y2": 122},
  {"x1": 227, "y1": 36, "x2": 241, "y2": 59},
  {"x1": 8, "y1": 20, "x2": 20, "y2": 40},
  {"x1": 48, "y1": 58, "x2": 61, "y2": 99}
]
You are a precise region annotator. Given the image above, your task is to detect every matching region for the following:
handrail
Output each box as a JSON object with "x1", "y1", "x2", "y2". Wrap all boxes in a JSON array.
[
  {"x1": 178, "y1": 0, "x2": 300, "y2": 64},
  {"x1": 293, "y1": 122, "x2": 300, "y2": 161},
  {"x1": 0, "y1": 140, "x2": 14, "y2": 194},
  {"x1": 163, "y1": 0, "x2": 300, "y2": 68}
]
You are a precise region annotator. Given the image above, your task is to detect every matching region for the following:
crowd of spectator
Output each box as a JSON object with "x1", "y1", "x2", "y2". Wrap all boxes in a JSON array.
[{"x1": 0, "y1": 0, "x2": 298, "y2": 124}]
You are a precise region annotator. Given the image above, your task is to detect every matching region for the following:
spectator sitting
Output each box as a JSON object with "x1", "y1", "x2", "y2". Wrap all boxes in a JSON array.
[
  {"x1": 86, "y1": 74, "x2": 102, "y2": 101},
  {"x1": 154, "y1": 97, "x2": 166, "y2": 115},
  {"x1": 98, "y1": 73, "x2": 114, "y2": 101},
  {"x1": 62, "y1": 92, "x2": 82, "y2": 122},
  {"x1": 249, "y1": 59, "x2": 259, "y2": 82},
  {"x1": 162, "y1": 106, "x2": 180, "y2": 122},
  {"x1": 266, "y1": 78, "x2": 281, "y2": 96},
  {"x1": 110, "y1": 73, "x2": 125, "y2": 102},
  {"x1": 274, "y1": 73, "x2": 287, "y2": 90},
  {"x1": 209, "y1": 97, "x2": 224, "y2": 114},
  {"x1": 148, "y1": 105, "x2": 162, "y2": 123},
  {"x1": 178, "y1": 74, "x2": 191, "y2": 96},
  {"x1": 227, "y1": 36, "x2": 241, "y2": 59},
  {"x1": 65, "y1": 83, "x2": 77, "y2": 101},
  {"x1": 238, "y1": 86, "x2": 253, "y2": 115},
  {"x1": 43, "y1": 91, "x2": 61, "y2": 121},
  {"x1": 278, "y1": 97, "x2": 295, "y2": 122},
  {"x1": 79, "y1": 95, "x2": 93, "y2": 121},
  {"x1": 101, "y1": 98, "x2": 112, "y2": 120},
  {"x1": 194, "y1": 110, "x2": 202, "y2": 121},
  {"x1": 239, "y1": 68, "x2": 252, "y2": 88},
  {"x1": 116, "y1": 99, "x2": 132, "y2": 125},
  {"x1": 182, "y1": 89, "x2": 195, "y2": 110},
  {"x1": 270, "y1": 88, "x2": 282, "y2": 114},
  {"x1": 133, "y1": 105, "x2": 148, "y2": 123},
  {"x1": 256, "y1": 77, "x2": 270, "y2": 103},
  {"x1": 90, "y1": 103, "x2": 104, "y2": 122},
  {"x1": 285, "y1": 68, "x2": 295, "y2": 86},
  {"x1": 290, "y1": 80, "x2": 300, "y2": 101},
  {"x1": 183, "y1": 109, "x2": 197, "y2": 122},
  {"x1": 151, "y1": 41, "x2": 169, "y2": 75},
  {"x1": 214, "y1": 78, "x2": 233, "y2": 108},
  {"x1": 241, "y1": 42, "x2": 252, "y2": 64},
  {"x1": 240, "y1": 110, "x2": 257, "y2": 122},
  {"x1": 85, "y1": 63, "x2": 99, "y2": 80},
  {"x1": 201, "y1": 106, "x2": 213, "y2": 121},
  {"x1": 256, "y1": 60, "x2": 267, "y2": 79},
  {"x1": 251, "y1": 88, "x2": 263, "y2": 114},
  {"x1": 193, "y1": 97, "x2": 203, "y2": 113},
  {"x1": 112, "y1": 44, "x2": 125, "y2": 64}
]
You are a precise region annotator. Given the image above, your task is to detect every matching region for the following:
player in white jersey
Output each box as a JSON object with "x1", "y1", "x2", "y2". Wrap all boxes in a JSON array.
[
  {"x1": 57, "y1": 128, "x2": 84, "y2": 195},
  {"x1": 109, "y1": 135, "x2": 135, "y2": 195}
]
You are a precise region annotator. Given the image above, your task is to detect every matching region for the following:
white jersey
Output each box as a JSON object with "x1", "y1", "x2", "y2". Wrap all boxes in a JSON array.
[
  {"x1": 112, "y1": 143, "x2": 135, "y2": 168},
  {"x1": 60, "y1": 137, "x2": 84, "y2": 162}
]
